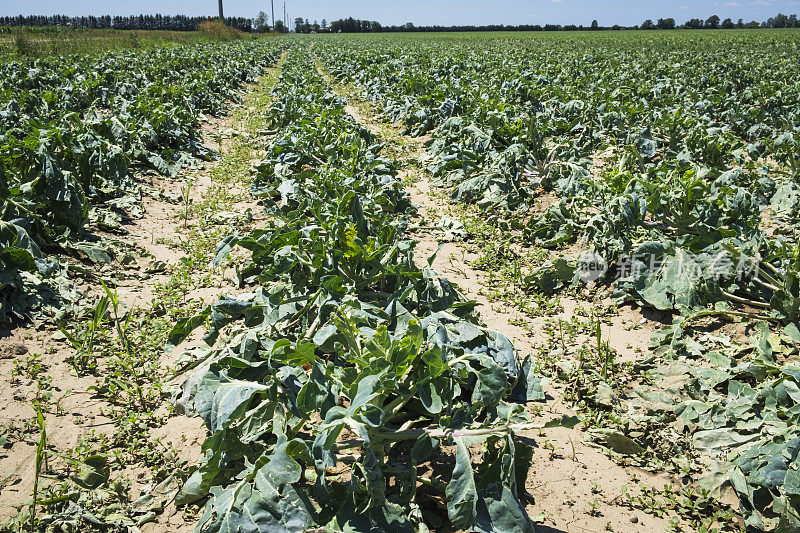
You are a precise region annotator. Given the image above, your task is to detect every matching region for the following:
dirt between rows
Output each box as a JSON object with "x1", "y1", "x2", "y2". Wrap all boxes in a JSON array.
[{"x1": 0, "y1": 177, "x2": 206, "y2": 532}]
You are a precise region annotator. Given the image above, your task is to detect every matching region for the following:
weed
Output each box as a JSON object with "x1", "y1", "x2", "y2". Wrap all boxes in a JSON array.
[
  {"x1": 30, "y1": 404, "x2": 47, "y2": 531},
  {"x1": 60, "y1": 295, "x2": 109, "y2": 375},
  {"x1": 622, "y1": 485, "x2": 741, "y2": 532},
  {"x1": 182, "y1": 180, "x2": 193, "y2": 229},
  {"x1": 128, "y1": 31, "x2": 141, "y2": 48},
  {"x1": 11, "y1": 352, "x2": 46, "y2": 382},
  {"x1": 13, "y1": 33, "x2": 37, "y2": 56},
  {"x1": 588, "y1": 497, "x2": 601, "y2": 516}
]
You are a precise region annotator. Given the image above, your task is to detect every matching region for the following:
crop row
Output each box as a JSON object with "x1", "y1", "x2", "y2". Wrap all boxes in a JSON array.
[
  {"x1": 169, "y1": 48, "x2": 565, "y2": 532},
  {"x1": 0, "y1": 40, "x2": 284, "y2": 323}
]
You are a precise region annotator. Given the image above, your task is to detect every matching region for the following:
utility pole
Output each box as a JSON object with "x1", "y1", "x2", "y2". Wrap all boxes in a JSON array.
[
  {"x1": 271, "y1": 0, "x2": 275, "y2": 30},
  {"x1": 283, "y1": 2, "x2": 286, "y2": 31},
  {"x1": 218, "y1": 0, "x2": 224, "y2": 22}
]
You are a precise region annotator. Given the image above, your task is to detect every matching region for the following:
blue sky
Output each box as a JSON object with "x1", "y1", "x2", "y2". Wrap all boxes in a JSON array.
[{"x1": 3, "y1": 0, "x2": 798, "y2": 27}]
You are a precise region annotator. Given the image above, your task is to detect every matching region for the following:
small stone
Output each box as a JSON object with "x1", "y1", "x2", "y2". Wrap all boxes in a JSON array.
[
  {"x1": 630, "y1": 517, "x2": 639, "y2": 524},
  {"x1": 11, "y1": 344, "x2": 28, "y2": 356},
  {"x1": 1, "y1": 343, "x2": 29, "y2": 358}
]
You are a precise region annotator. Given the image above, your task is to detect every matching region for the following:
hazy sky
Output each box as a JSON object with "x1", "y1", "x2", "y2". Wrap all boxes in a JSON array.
[{"x1": 3, "y1": 0, "x2": 798, "y2": 27}]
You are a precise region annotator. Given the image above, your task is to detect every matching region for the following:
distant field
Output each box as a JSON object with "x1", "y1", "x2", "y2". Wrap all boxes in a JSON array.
[{"x1": 0, "y1": 24, "x2": 268, "y2": 57}]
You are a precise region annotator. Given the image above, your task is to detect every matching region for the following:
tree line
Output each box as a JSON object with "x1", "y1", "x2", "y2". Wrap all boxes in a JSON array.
[
  {"x1": 293, "y1": 13, "x2": 800, "y2": 33},
  {"x1": 0, "y1": 14, "x2": 255, "y2": 32},
  {"x1": 644, "y1": 13, "x2": 799, "y2": 29},
  {"x1": 3, "y1": 12, "x2": 799, "y2": 34}
]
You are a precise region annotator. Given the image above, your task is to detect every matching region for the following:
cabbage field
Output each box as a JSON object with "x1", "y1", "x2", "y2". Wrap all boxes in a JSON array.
[{"x1": 1, "y1": 29, "x2": 800, "y2": 533}]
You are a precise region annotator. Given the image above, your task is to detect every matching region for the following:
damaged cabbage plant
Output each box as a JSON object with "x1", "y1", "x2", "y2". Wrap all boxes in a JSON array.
[
  {"x1": 516, "y1": 159, "x2": 800, "y2": 326},
  {"x1": 314, "y1": 34, "x2": 800, "y2": 216},
  {"x1": 584, "y1": 163, "x2": 800, "y2": 325},
  {"x1": 314, "y1": 36, "x2": 800, "y2": 309},
  {"x1": 659, "y1": 319, "x2": 800, "y2": 531},
  {"x1": 168, "y1": 50, "x2": 569, "y2": 533},
  {"x1": 0, "y1": 40, "x2": 285, "y2": 324}
]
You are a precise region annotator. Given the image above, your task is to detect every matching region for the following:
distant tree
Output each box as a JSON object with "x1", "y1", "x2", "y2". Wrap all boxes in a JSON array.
[
  {"x1": 611, "y1": 24, "x2": 622, "y2": 30},
  {"x1": 641, "y1": 19, "x2": 654, "y2": 30},
  {"x1": 254, "y1": 11, "x2": 268, "y2": 32},
  {"x1": 705, "y1": 15, "x2": 720, "y2": 28},
  {"x1": 328, "y1": 17, "x2": 382, "y2": 33},
  {"x1": 321, "y1": 18, "x2": 327, "y2": 29},
  {"x1": 312, "y1": 20, "x2": 320, "y2": 32},
  {"x1": 721, "y1": 17, "x2": 734, "y2": 29},
  {"x1": 0, "y1": 13, "x2": 261, "y2": 32},
  {"x1": 591, "y1": 19, "x2": 598, "y2": 30},
  {"x1": 737, "y1": 18, "x2": 744, "y2": 28},
  {"x1": 685, "y1": 18, "x2": 703, "y2": 29},
  {"x1": 766, "y1": 13, "x2": 790, "y2": 28},
  {"x1": 293, "y1": 17, "x2": 304, "y2": 32},
  {"x1": 274, "y1": 19, "x2": 287, "y2": 33},
  {"x1": 657, "y1": 18, "x2": 675, "y2": 29},
  {"x1": 745, "y1": 20, "x2": 760, "y2": 28}
]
